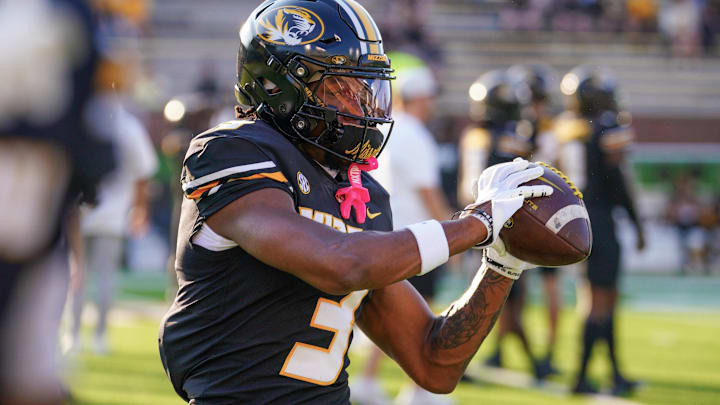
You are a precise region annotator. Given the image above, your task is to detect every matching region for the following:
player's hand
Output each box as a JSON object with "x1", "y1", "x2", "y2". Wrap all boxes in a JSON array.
[
  {"x1": 464, "y1": 158, "x2": 553, "y2": 248},
  {"x1": 483, "y1": 239, "x2": 536, "y2": 280}
]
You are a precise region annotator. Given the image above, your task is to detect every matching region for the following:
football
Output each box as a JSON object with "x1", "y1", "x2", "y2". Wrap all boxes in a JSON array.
[{"x1": 499, "y1": 162, "x2": 592, "y2": 267}]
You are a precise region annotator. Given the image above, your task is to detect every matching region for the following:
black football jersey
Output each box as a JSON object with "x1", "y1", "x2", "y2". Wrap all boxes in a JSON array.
[
  {"x1": 582, "y1": 116, "x2": 635, "y2": 212},
  {"x1": 576, "y1": 113, "x2": 637, "y2": 240},
  {"x1": 159, "y1": 119, "x2": 392, "y2": 404}
]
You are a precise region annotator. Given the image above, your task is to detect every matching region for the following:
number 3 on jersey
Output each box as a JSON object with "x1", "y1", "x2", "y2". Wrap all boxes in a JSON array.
[{"x1": 280, "y1": 290, "x2": 368, "y2": 385}]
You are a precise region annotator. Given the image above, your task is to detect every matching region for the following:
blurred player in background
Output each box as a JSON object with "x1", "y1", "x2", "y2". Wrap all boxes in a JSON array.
[
  {"x1": 0, "y1": 0, "x2": 115, "y2": 403},
  {"x1": 556, "y1": 66, "x2": 645, "y2": 395},
  {"x1": 459, "y1": 70, "x2": 537, "y2": 203},
  {"x1": 665, "y1": 173, "x2": 709, "y2": 274},
  {"x1": 362, "y1": 56, "x2": 455, "y2": 405},
  {"x1": 159, "y1": 1, "x2": 554, "y2": 403},
  {"x1": 458, "y1": 70, "x2": 545, "y2": 379},
  {"x1": 67, "y1": 51, "x2": 158, "y2": 354},
  {"x1": 508, "y1": 64, "x2": 562, "y2": 376}
]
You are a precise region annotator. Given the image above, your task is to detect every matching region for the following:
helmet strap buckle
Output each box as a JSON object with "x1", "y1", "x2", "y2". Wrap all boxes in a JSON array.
[
  {"x1": 288, "y1": 59, "x2": 309, "y2": 79},
  {"x1": 291, "y1": 115, "x2": 308, "y2": 132}
]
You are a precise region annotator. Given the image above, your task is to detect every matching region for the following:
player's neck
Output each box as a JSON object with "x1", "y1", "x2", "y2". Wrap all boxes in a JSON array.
[
  {"x1": 317, "y1": 164, "x2": 339, "y2": 179},
  {"x1": 299, "y1": 144, "x2": 342, "y2": 180}
]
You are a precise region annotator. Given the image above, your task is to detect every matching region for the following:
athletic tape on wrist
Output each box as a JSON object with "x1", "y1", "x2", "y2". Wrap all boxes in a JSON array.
[
  {"x1": 483, "y1": 256, "x2": 522, "y2": 280},
  {"x1": 406, "y1": 220, "x2": 449, "y2": 276}
]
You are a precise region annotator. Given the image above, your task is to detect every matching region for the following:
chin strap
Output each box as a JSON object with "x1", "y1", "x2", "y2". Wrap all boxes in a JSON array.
[{"x1": 335, "y1": 157, "x2": 378, "y2": 224}]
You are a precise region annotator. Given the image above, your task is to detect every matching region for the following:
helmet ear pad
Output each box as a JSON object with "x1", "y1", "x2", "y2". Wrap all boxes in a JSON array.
[{"x1": 236, "y1": 43, "x2": 306, "y2": 131}]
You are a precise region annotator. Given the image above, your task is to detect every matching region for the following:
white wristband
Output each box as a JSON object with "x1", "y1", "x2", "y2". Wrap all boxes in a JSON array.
[{"x1": 406, "y1": 220, "x2": 450, "y2": 276}]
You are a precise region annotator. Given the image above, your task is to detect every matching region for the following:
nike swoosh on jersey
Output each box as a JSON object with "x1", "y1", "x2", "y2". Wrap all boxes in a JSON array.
[{"x1": 366, "y1": 209, "x2": 382, "y2": 219}]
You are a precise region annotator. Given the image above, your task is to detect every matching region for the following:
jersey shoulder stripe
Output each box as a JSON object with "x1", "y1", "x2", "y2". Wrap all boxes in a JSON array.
[
  {"x1": 182, "y1": 160, "x2": 277, "y2": 192},
  {"x1": 181, "y1": 119, "x2": 295, "y2": 216}
]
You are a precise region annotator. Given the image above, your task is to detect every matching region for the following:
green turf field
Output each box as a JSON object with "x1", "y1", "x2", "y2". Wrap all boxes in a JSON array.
[{"x1": 64, "y1": 301, "x2": 720, "y2": 405}]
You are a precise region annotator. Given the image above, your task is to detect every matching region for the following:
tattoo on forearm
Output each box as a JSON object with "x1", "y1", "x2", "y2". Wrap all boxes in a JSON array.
[{"x1": 431, "y1": 270, "x2": 513, "y2": 350}]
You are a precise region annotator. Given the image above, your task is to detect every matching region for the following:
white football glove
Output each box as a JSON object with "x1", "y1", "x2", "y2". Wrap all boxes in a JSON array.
[
  {"x1": 483, "y1": 239, "x2": 537, "y2": 280},
  {"x1": 463, "y1": 158, "x2": 553, "y2": 249}
]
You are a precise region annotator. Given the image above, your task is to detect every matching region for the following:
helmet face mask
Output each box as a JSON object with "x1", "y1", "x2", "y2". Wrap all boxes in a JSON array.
[
  {"x1": 291, "y1": 57, "x2": 393, "y2": 163},
  {"x1": 235, "y1": 0, "x2": 394, "y2": 166}
]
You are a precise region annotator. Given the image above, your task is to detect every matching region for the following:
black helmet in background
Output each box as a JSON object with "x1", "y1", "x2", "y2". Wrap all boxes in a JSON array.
[
  {"x1": 507, "y1": 63, "x2": 553, "y2": 104},
  {"x1": 468, "y1": 70, "x2": 528, "y2": 127},
  {"x1": 560, "y1": 65, "x2": 625, "y2": 116}
]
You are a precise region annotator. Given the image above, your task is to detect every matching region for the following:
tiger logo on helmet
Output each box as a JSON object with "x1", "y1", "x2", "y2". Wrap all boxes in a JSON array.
[{"x1": 257, "y1": 6, "x2": 324, "y2": 46}]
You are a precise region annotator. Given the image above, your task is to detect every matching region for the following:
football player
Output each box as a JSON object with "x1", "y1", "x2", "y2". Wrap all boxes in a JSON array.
[
  {"x1": 459, "y1": 69, "x2": 538, "y2": 203},
  {"x1": 556, "y1": 66, "x2": 645, "y2": 395},
  {"x1": 458, "y1": 70, "x2": 545, "y2": 379},
  {"x1": 67, "y1": 53, "x2": 159, "y2": 355},
  {"x1": 0, "y1": 0, "x2": 114, "y2": 403},
  {"x1": 158, "y1": 1, "x2": 553, "y2": 404},
  {"x1": 508, "y1": 64, "x2": 562, "y2": 377}
]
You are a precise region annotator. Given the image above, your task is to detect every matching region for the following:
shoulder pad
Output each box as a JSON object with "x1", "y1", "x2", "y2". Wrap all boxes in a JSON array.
[
  {"x1": 461, "y1": 127, "x2": 491, "y2": 151},
  {"x1": 197, "y1": 120, "x2": 256, "y2": 138},
  {"x1": 554, "y1": 116, "x2": 591, "y2": 144},
  {"x1": 187, "y1": 119, "x2": 294, "y2": 159}
]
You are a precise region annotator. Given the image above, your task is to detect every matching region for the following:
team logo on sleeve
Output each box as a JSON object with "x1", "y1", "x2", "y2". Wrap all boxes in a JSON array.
[
  {"x1": 257, "y1": 6, "x2": 325, "y2": 46},
  {"x1": 297, "y1": 171, "x2": 311, "y2": 194}
]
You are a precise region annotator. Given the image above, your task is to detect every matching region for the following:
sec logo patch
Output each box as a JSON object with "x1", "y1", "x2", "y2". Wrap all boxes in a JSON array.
[{"x1": 297, "y1": 171, "x2": 311, "y2": 194}]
